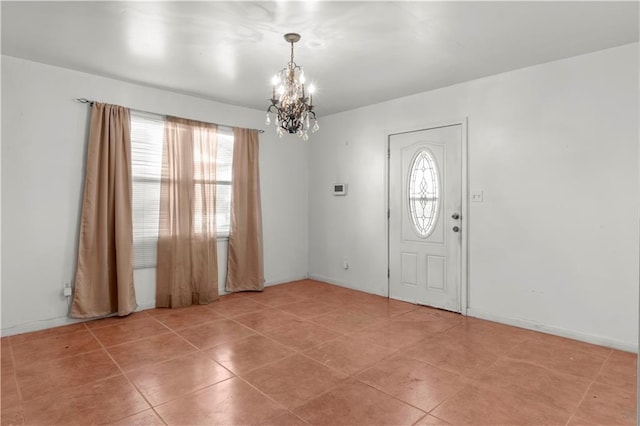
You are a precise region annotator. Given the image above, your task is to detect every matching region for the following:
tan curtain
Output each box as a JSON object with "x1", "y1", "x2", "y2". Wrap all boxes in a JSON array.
[
  {"x1": 226, "y1": 128, "x2": 264, "y2": 292},
  {"x1": 70, "y1": 103, "x2": 137, "y2": 318},
  {"x1": 156, "y1": 117, "x2": 219, "y2": 308}
]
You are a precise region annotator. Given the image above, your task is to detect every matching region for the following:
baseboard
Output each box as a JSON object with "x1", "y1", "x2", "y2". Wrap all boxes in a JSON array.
[
  {"x1": 307, "y1": 274, "x2": 387, "y2": 297},
  {"x1": 1, "y1": 300, "x2": 158, "y2": 337},
  {"x1": 136, "y1": 300, "x2": 156, "y2": 311},
  {"x1": 1, "y1": 278, "x2": 312, "y2": 337},
  {"x1": 466, "y1": 307, "x2": 638, "y2": 353},
  {"x1": 264, "y1": 275, "x2": 309, "y2": 287},
  {"x1": 1, "y1": 315, "x2": 84, "y2": 337},
  {"x1": 216, "y1": 275, "x2": 309, "y2": 296}
]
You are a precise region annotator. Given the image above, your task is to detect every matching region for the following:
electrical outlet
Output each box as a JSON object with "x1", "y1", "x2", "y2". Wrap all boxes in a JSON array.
[
  {"x1": 63, "y1": 281, "x2": 72, "y2": 297},
  {"x1": 471, "y1": 191, "x2": 484, "y2": 202}
]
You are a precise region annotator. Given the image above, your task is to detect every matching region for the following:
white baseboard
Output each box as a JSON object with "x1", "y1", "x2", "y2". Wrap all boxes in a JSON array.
[
  {"x1": 466, "y1": 307, "x2": 638, "y2": 353},
  {"x1": 216, "y1": 275, "x2": 309, "y2": 296},
  {"x1": 1, "y1": 315, "x2": 84, "y2": 337},
  {"x1": 8, "y1": 279, "x2": 632, "y2": 356},
  {"x1": 264, "y1": 275, "x2": 309, "y2": 287},
  {"x1": 1, "y1": 278, "x2": 312, "y2": 337},
  {"x1": 307, "y1": 274, "x2": 387, "y2": 297},
  {"x1": 1, "y1": 300, "x2": 157, "y2": 337},
  {"x1": 136, "y1": 300, "x2": 156, "y2": 311}
]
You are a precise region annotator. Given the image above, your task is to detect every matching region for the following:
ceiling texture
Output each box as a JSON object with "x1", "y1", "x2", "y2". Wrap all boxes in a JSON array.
[{"x1": 2, "y1": 1, "x2": 638, "y2": 116}]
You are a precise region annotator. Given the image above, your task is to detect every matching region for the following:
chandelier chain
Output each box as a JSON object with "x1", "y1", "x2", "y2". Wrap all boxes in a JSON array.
[{"x1": 290, "y1": 40, "x2": 295, "y2": 67}]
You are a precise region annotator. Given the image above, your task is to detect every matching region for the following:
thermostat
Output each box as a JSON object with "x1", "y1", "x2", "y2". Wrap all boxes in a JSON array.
[{"x1": 333, "y1": 183, "x2": 347, "y2": 196}]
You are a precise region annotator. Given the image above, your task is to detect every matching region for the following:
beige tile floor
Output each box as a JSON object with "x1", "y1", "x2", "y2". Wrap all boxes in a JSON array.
[{"x1": 1, "y1": 279, "x2": 636, "y2": 425}]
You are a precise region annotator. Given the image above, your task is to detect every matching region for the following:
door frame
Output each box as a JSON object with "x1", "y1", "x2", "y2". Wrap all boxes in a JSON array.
[{"x1": 385, "y1": 118, "x2": 469, "y2": 314}]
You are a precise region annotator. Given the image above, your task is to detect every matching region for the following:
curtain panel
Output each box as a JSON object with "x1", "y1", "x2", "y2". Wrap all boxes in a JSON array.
[
  {"x1": 156, "y1": 117, "x2": 219, "y2": 308},
  {"x1": 70, "y1": 103, "x2": 137, "y2": 318},
  {"x1": 226, "y1": 128, "x2": 264, "y2": 292}
]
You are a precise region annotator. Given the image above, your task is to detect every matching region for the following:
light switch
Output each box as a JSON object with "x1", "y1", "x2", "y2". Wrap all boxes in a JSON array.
[{"x1": 471, "y1": 191, "x2": 484, "y2": 203}]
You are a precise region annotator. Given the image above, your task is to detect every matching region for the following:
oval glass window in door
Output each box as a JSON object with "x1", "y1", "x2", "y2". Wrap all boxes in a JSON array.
[{"x1": 408, "y1": 149, "x2": 440, "y2": 238}]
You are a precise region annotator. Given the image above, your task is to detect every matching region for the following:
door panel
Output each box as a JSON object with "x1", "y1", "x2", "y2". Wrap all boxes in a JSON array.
[
  {"x1": 401, "y1": 252, "x2": 418, "y2": 286},
  {"x1": 427, "y1": 255, "x2": 446, "y2": 290},
  {"x1": 389, "y1": 125, "x2": 462, "y2": 312}
]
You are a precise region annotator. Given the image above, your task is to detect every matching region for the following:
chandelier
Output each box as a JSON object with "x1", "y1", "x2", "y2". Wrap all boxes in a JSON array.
[{"x1": 265, "y1": 33, "x2": 319, "y2": 141}]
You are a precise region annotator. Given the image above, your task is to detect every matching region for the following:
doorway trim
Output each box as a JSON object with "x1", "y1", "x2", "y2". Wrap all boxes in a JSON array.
[{"x1": 385, "y1": 118, "x2": 469, "y2": 314}]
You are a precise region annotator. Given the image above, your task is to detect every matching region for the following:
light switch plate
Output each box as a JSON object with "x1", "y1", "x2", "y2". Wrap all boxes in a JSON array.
[{"x1": 471, "y1": 191, "x2": 484, "y2": 202}]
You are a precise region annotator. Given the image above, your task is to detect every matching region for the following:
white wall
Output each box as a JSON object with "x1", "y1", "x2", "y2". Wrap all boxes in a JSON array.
[
  {"x1": 1, "y1": 55, "x2": 309, "y2": 336},
  {"x1": 3, "y1": 45, "x2": 638, "y2": 351},
  {"x1": 309, "y1": 43, "x2": 639, "y2": 351}
]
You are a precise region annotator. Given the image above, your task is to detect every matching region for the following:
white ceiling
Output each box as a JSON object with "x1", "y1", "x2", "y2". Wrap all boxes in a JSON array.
[{"x1": 2, "y1": 1, "x2": 638, "y2": 116}]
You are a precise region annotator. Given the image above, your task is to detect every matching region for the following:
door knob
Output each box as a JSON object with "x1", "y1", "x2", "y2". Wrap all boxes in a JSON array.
[
  {"x1": 452, "y1": 226, "x2": 460, "y2": 232},
  {"x1": 451, "y1": 212, "x2": 460, "y2": 220}
]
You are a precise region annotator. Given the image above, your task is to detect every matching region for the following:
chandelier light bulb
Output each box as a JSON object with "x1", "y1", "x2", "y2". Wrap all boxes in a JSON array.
[
  {"x1": 308, "y1": 84, "x2": 316, "y2": 94},
  {"x1": 265, "y1": 33, "x2": 319, "y2": 140}
]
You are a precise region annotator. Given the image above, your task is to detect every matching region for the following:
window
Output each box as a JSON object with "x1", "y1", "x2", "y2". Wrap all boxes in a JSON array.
[
  {"x1": 130, "y1": 111, "x2": 233, "y2": 269},
  {"x1": 408, "y1": 148, "x2": 440, "y2": 238},
  {"x1": 211, "y1": 128, "x2": 234, "y2": 236}
]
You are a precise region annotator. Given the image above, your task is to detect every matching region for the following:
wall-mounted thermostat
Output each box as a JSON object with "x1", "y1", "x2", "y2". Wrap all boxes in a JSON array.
[{"x1": 333, "y1": 183, "x2": 348, "y2": 196}]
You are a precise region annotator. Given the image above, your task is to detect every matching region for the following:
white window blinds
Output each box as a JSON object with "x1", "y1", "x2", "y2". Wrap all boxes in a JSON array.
[
  {"x1": 130, "y1": 111, "x2": 233, "y2": 269},
  {"x1": 215, "y1": 127, "x2": 234, "y2": 236},
  {"x1": 131, "y1": 112, "x2": 164, "y2": 269}
]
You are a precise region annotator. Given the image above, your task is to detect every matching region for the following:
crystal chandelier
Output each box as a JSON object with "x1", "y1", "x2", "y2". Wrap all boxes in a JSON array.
[{"x1": 265, "y1": 33, "x2": 319, "y2": 141}]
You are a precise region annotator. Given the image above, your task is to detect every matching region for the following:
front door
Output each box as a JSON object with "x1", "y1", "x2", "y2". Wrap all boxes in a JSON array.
[{"x1": 389, "y1": 125, "x2": 463, "y2": 312}]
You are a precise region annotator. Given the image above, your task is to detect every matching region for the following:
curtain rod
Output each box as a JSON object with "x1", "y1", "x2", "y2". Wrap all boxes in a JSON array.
[{"x1": 74, "y1": 98, "x2": 265, "y2": 133}]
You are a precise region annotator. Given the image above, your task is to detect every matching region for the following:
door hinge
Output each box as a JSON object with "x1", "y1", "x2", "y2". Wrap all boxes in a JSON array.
[
  {"x1": 387, "y1": 268, "x2": 390, "y2": 278},
  {"x1": 387, "y1": 209, "x2": 390, "y2": 219},
  {"x1": 387, "y1": 149, "x2": 390, "y2": 159}
]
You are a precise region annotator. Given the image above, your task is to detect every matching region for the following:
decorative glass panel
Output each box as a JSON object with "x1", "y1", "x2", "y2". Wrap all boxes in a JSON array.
[{"x1": 408, "y1": 149, "x2": 440, "y2": 238}]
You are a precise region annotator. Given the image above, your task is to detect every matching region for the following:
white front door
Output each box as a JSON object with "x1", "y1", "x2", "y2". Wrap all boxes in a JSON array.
[{"x1": 389, "y1": 125, "x2": 463, "y2": 312}]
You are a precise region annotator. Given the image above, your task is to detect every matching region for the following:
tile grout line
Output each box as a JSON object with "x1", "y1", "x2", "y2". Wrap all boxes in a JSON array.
[
  {"x1": 228, "y1": 373, "x2": 298, "y2": 418},
  {"x1": 123, "y1": 284, "x2": 422, "y2": 423},
  {"x1": 3, "y1": 282, "x2": 629, "y2": 426},
  {"x1": 84, "y1": 324, "x2": 169, "y2": 426},
  {"x1": 364, "y1": 356, "x2": 471, "y2": 420},
  {"x1": 153, "y1": 311, "x2": 314, "y2": 424},
  {"x1": 155, "y1": 306, "x2": 334, "y2": 376},
  {"x1": 564, "y1": 347, "x2": 614, "y2": 426},
  {"x1": 412, "y1": 412, "x2": 452, "y2": 426},
  {"x1": 10, "y1": 317, "x2": 119, "y2": 414},
  {"x1": 5, "y1": 336, "x2": 25, "y2": 422},
  {"x1": 324, "y1": 377, "x2": 431, "y2": 421},
  {"x1": 90, "y1": 312, "x2": 191, "y2": 353},
  {"x1": 496, "y1": 330, "x2": 613, "y2": 383},
  {"x1": 202, "y1": 304, "x2": 379, "y2": 422},
  {"x1": 108, "y1": 310, "x2": 246, "y2": 418},
  {"x1": 281, "y1": 343, "x2": 439, "y2": 421},
  {"x1": 437, "y1": 355, "x2": 503, "y2": 412},
  {"x1": 418, "y1": 341, "x2": 525, "y2": 420}
]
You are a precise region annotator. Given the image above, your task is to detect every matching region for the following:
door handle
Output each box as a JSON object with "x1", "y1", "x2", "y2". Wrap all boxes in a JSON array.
[
  {"x1": 452, "y1": 226, "x2": 460, "y2": 232},
  {"x1": 451, "y1": 212, "x2": 460, "y2": 220}
]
